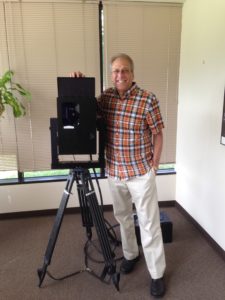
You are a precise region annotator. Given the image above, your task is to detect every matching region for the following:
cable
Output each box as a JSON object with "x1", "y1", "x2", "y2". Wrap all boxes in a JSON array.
[
  {"x1": 44, "y1": 167, "x2": 121, "y2": 287},
  {"x1": 46, "y1": 269, "x2": 85, "y2": 281}
]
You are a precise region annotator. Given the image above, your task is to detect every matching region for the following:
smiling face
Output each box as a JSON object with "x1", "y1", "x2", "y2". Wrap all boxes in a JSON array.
[{"x1": 111, "y1": 57, "x2": 134, "y2": 97}]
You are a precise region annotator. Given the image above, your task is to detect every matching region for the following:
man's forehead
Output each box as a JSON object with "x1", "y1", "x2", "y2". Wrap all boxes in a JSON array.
[{"x1": 112, "y1": 58, "x2": 131, "y2": 69}]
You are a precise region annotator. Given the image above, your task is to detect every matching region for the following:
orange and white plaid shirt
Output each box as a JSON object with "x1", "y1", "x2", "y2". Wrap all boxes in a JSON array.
[{"x1": 97, "y1": 83, "x2": 164, "y2": 180}]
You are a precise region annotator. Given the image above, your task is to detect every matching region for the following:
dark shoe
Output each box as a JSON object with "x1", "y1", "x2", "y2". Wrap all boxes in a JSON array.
[
  {"x1": 120, "y1": 255, "x2": 140, "y2": 274},
  {"x1": 150, "y1": 277, "x2": 166, "y2": 298}
]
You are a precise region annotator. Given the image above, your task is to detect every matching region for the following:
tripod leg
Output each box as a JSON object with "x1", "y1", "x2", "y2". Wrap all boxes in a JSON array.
[
  {"x1": 75, "y1": 179, "x2": 93, "y2": 240},
  {"x1": 86, "y1": 191, "x2": 120, "y2": 291},
  {"x1": 37, "y1": 171, "x2": 75, "y2": 287},
  {"x1": 81, "y1": 170, "x2": 120, "y2": 291}
]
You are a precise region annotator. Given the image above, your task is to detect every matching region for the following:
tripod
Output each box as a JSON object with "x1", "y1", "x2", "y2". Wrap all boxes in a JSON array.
[{"x1": 37, "y1": 168, "x2": 120, "y2": 291}]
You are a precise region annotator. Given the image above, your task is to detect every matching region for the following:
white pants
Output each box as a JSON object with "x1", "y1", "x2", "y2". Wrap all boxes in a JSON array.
[{"x1": 108, "y1": 170, "x2": 166, "y2": 279}]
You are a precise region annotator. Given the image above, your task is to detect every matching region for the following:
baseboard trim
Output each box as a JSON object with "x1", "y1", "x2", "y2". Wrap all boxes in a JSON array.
[
  {"x1": 0, "y1": 201, "x2": 176, "y2": 220},
  {"x1": 159, "y1": 200, "x2": 175, "y2": 207},
  {"x1": 0, "y1": 205, "x2": 115, "y2": 220},
  {"x1": 175, "y1": 202, "x2": 225, "y2": 261}
]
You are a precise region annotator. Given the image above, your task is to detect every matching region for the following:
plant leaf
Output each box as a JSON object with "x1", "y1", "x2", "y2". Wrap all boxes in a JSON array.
[
  {"x1": 0, "y1": 70, "x2": 14, "y2": 87},
  {"x1": 14, "y1": 84, "x2": 31, "y2": 100},
  {"x1": 0, "y1": 69, "x2": 30, "y2": 118}
]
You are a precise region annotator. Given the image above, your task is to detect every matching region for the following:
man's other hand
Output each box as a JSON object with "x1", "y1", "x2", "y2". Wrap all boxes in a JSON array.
[{"x1": 69, "y1": 71, "x2": 85, "y2": 78}]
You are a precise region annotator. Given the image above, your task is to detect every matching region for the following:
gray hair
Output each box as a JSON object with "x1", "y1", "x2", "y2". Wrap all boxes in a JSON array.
[{"x1": 110, "y1": 53, "x2": 134, "y2": 73}]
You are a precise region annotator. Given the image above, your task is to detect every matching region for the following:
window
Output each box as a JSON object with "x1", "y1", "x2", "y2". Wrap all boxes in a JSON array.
[{"x1": 0, "y1": 1, "x2": 180, "y2": 182}]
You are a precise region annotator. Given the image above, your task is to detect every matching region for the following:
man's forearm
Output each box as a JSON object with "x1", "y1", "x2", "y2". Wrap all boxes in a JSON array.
[{"x1": 152, "y1": 130, "x2": 163, "y2": 170}]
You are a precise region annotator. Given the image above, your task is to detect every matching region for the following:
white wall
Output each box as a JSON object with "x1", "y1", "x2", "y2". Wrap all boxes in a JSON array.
[
  {"x1": 0, "y1": 175, "x2": 175, "y2": 213},
  {"x1": 176, "y1": 0, "x2": 225, "y2": 250}
]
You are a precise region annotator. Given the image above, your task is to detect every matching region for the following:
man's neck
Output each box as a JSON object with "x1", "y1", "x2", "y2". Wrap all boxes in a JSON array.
[{"x1": 116, "y1": 83, "x2": 135, "y2": 98}]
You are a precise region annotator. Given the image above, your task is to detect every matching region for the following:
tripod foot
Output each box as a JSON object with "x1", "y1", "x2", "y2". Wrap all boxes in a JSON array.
[
  {"x1": 112, "y1": 272, "x2": 120, "y2": 291},
  {"x1": 37, "y1": 263, "x2": 47, "y2": 287}
]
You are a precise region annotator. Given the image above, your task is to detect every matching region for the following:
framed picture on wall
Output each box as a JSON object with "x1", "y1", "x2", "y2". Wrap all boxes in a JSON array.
[{"x1": 221, "y1": 88, "x2": 225, "y2": 145}]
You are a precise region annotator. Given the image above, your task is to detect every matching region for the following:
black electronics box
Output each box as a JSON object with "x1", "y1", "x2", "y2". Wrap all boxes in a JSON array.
[
  {"x1": 56, "y1": 77, "x2": 96, "y2": 155},
  {"x1": 133, "y1": 211, "x2": 173, "y2": 244}
]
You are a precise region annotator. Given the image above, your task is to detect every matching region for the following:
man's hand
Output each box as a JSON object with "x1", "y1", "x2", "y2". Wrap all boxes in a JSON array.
[
  {"x1": 69, "y1": 71, "x2": 85, "y2": 78},
  {"x1": 151, "y1": 130, "x2": 163, "y2": 175}
]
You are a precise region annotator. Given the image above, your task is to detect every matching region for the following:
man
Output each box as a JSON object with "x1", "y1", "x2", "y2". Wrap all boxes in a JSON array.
[{"x1": 70, "y1": 53, "x2": 166, "y2": 298}]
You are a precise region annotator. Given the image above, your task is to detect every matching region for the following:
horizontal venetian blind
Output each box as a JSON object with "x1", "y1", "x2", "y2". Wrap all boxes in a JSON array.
[
  {"x1": 0, "y1": 1, "x2": 100, "y2": 171},
  {"x1": 0, "y1": 2, "x2": 18, "y2": 171},
  {"x1": 103, "y1": 2, "x2": 182, "y2": 163}
]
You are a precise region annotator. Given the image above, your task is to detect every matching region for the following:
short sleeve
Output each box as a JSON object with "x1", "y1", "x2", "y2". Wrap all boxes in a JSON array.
[{"x1": 146, "y1": 94, "x2": 164, "y2": 134}]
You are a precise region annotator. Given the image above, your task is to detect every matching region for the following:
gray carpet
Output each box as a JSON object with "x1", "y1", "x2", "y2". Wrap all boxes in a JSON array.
[{"x1": 0, "y1": 207, "x2": 225, "y2": 300}]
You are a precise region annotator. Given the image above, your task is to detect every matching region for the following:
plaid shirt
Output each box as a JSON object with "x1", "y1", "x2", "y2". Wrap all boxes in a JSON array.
[{"x1": 97, "y1": 83, "x2": 164, "y2": 180}]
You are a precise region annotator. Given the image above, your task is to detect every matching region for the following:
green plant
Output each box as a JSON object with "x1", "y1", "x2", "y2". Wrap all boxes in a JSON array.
[{"x1": 0, "y1": 70, "x2": 31, "y2": 118}]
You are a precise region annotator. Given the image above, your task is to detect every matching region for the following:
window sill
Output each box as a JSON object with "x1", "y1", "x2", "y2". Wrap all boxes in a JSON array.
[{"x1": 0, "y1": 169, "x2": 176, "y2": 186}]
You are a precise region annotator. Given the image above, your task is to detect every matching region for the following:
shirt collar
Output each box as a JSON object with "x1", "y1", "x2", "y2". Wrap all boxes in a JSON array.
[{"x1": 114, "y1": 82, "x2": 137, "y2": 99}]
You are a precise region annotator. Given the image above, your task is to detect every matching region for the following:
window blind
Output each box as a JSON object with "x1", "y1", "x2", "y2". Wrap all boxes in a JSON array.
[
  {"x1": 103, "y1": 2, "x2": 182, "y2": 163},
  {"x1": 0, "y1": 2, "x2": 18, "y2": 171},
  {"x1": 0, "y1": 1, "x2": 100, "y2": 171}
]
